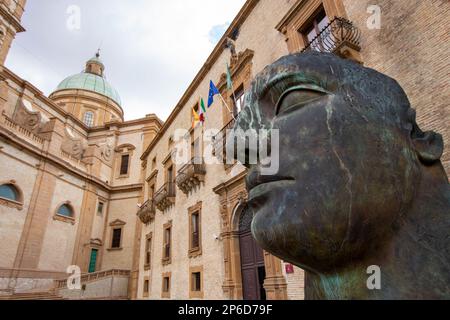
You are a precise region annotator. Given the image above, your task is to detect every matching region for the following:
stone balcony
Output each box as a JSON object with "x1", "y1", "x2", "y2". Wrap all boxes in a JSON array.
[
  {"x1": 301, "y1": 16, "x2": 362, "y2": 62},
  {"x1": 175, "y1": 157, "x2": 206, "y2": 195},
  {"x1": 154, "y1": 182, "x2": 176, "y2": 212},
  {"x1": 137, "y1": 199, "x2": 156, "y2": 224}
]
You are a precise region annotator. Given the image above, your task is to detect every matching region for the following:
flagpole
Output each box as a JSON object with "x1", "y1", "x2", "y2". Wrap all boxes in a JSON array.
[
  {"x1": 218, "y1": 93, "x2": 235, "y2": 120},
  {"x1": 226, "y1": 63, "x2": 238, "y2": 119},
  {"x1": 230, "y1": 83, "x2": 238, "y2": 114}
]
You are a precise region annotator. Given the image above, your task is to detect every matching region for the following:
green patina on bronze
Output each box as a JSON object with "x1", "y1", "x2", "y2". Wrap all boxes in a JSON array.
[{"x1": 231, "y1": 52, "x2": 450, "y2": 300}]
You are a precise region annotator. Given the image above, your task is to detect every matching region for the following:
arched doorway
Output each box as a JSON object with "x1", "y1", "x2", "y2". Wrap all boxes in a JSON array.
[{"x1": 238, "y1": 205, "x2": 266, "y2": 300}]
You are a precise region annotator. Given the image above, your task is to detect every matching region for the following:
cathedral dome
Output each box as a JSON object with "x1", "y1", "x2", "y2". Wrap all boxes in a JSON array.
[
  {"x1": 50, "y1": 52, "x2": 124, "y2": 126},
  {"x1": 55, "y1": 72, "x2": 121, "y2": 106},
  {"x1": 52, "y1": 52, "x2": 121, "y2": 106}
]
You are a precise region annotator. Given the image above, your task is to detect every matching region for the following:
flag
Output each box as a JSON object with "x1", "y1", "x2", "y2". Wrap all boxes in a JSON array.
[
  {"x1": 192, "y1": 107, "x2": 200, "y2": 129},
  {"x1": 200, "y1": 97, "x2": 206, "y2": 113},
  {"x1": 207, "y1": 80, "x2": 220, "y2": 108},
  {"x1": 226, "y1": 63, "x2": 233, "y2": 90},
  {"x1": 199, "y1": 98, "x2": 205, "y2": 123}
]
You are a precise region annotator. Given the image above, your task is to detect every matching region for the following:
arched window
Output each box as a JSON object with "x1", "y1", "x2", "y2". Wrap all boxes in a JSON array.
[
  {"x1": 57, "y1": 203, "x2": 74, "y2": 217},
  {"x1": 0, "y1": 184, "x2": 20, "y2": 202},
  {"x1": 83, "y1": 111, "x2": 94, "y2": 127}
]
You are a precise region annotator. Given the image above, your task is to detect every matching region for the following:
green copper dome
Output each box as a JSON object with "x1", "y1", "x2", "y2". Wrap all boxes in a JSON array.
[
  {"x1": 53, "y1": 53, "x2": 121, "y2": 106},
  {"x1": 55, "y1": 73, "x2": 121, "y2": 106}
]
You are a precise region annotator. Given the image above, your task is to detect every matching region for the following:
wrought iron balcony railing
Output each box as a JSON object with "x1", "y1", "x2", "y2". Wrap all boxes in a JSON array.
[
  {"x1": 301, "y1": 17, "x2": 361, "y2": 58},
  {"x1": 154, "y1": 182, "x2": 176, "y2": 211},
  {"x1": 175, "y1": 156, "x2": 206, "y2": 195},
  {"x1": 213, "y1": 118, "x2": 236, "y2": 164},
  {"x1": 137, "y1": 199, "x2": 156, "y2": 224}
]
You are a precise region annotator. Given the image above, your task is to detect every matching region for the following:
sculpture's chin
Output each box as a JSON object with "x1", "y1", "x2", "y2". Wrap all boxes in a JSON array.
[
  {"x1": 250, "y1": 202, "x2": 354, "y2": 271},
  {"x1": 250, "y1": 203, "x2": 306, "y2": 265}
]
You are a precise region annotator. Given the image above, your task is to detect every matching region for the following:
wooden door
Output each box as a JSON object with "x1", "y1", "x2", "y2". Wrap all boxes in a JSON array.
[
  {"x1": 239, "y1": 207, "x2": 266, "y2": 300},
  {"x1": 88, "y1": 249, "x2": 98, "y2": 273}
]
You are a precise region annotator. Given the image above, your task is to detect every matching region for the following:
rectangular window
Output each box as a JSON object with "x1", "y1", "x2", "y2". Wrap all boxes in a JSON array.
[
  {"x1": 148, "y1": 183, "x2": 155, "y2": 200},
  {"x1": 111, "y1": 228, "x2": 122, "y2": 248},
  {"x1": 190, "y1": 137, "x2": 202, "y2": 161},
  {"x1": 301, "y1": 6, "x2": 330, "y2": 51},
  {"x1": 162, "y1": 277, "x2": 170, "y2": 292},
  {"x1": 144, "y1": 280, "x2": 149, "y2": 294},
  {"x1": 166, "y1": 165, "x2": 175, "y2": 197},
  {"x1": 191, "y1": 212, "x2": 200, "y2": 249},
  {"x1": 188, "y1": 203, "x2": 202, "y2": 258},
  {"x1": 189, "y1": 267, "x2": 203, "y2": 298},
  {"x1": 233, "y1": 86, "x2": 245, "y2": 117},
  {"x1": 191, "y1": 272, "x2": 201, "y2": 292},
  {"x1": 145, "y1": 237, "x2": 152, "y2": 266},
  {"x1": 167, "y1": 165, "x2": 173, "y2": 183},
  {"x1": 97, "y1": 201, "x2": 104, "y2": 215},
  {"x1": 164, "y1": 227, "x2": 171, "y2": 259},
  {"x1": 120, "y1": 154, "x2": 130, "y2": 175}
]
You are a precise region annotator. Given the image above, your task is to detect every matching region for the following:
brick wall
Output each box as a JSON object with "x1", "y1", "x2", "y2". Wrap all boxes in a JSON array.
[
  {"x1": 344, "y1": 0, "x2": 450, "y2": 176},
  {"x1": 283, "y1": 263, "x2": 305, "y2": 300}
]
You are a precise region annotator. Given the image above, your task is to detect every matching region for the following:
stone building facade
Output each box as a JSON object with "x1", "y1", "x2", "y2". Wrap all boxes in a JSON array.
[
  {"x1": 0, "y1": 0, "x2": 162, "y2": 296},
  {"x1": 0, "y1": 0, "x2": 448, "y2": 300}
]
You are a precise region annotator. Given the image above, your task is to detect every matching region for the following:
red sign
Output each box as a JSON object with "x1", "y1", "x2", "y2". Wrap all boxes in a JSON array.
[{"x1": 285, "y1": 263, "x2": 294, "y2": 274}]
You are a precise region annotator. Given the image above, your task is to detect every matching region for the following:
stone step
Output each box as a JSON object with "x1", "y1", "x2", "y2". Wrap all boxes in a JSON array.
[{"x1": 0, "y1": 291, "x2": 66, "y2": 300}]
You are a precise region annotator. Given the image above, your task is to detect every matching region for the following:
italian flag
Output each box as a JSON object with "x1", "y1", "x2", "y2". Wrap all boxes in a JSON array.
[{"x1": 199, "y1": 98, "x2": 206, "y2": 123}]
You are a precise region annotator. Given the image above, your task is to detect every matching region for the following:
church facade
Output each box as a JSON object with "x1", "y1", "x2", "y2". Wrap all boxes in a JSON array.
[
  {"x1": 0, "y1": 0, "x2": 162, "y2": 298},
  {"x1": 0, "y1": 0, "x2": 448, "y2": 300}
]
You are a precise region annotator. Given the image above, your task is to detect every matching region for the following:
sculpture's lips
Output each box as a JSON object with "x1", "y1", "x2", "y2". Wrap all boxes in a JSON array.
[
  {"x1": 247, "y1": 175, "x2": 295, "y2": 201},
  {"x1": 247, "y1": 173, "x2": 295, "y2": 191}
]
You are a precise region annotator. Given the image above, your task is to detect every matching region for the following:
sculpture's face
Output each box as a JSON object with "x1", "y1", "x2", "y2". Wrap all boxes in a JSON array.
[{"x1": 235, "y1": 53, "x2": 420, "y2": 272}]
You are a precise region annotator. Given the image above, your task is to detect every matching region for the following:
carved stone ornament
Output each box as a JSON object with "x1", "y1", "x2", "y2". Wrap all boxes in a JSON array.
[
  {"x1": 220, "y1": 204, "x2": 229, "y2": 229},
  {"x1": 61, "y1": 127, "x2": 86, "y2": 160},
  {"x1": 12, "y1": 98, "x2": 51, "y2": 139},
  {"x1": 100, "y1": 138, "x2": 114, "y2": 162}
]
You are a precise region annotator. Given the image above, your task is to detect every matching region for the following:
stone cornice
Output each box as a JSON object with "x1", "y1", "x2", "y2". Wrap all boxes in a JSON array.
[
  {"x1": 0, "y1": 5, "x2": 25, "y2": 33},
  {"x1": 88, "y1": 115, "x2": 163, "y2": 133},
  {"x1": 213, "y1": 170, "x2": 247, "y2": 194},
  {"x1": 275, "y1": 0, "x2": 307, "y2": 33},
  {"x1": 49, "y1": 89, "x2": 124, "y2": 119},
  {"x1": 110, "y1": 183, "x2": 143, "y2": 194}
]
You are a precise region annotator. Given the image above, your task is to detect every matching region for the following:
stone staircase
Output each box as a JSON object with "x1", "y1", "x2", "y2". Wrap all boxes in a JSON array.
[
  {"x1": 0, "y1": 291, "x2": 65, "y2": 300},
  {"x1": 54, "y1": 269, "x2": 130, "y2": 300}
]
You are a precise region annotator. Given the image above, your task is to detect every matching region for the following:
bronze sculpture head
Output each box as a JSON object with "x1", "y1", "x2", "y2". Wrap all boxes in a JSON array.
[{"x1": 231, "y1": 52, "x2": 450, "y2": 299}]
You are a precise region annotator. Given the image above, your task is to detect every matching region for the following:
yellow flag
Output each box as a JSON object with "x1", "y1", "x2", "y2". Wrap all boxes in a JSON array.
[{"x1": 192, "y1": 107, "x2": 200, "y2": 129}]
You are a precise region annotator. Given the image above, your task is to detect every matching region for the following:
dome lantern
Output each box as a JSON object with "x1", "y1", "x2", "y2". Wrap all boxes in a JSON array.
[{"x1": 85, "y1": 50, "x2": 105, "y2": 77}]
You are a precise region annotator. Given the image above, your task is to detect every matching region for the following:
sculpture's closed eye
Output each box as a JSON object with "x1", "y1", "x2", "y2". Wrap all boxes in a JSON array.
[{"x1": 276, "y1": 85, "x2": 328, "y2": 116}]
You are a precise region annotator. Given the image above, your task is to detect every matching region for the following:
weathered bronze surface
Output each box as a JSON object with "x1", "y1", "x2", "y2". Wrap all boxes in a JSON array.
[{"x1": 231, "y1": 52, "x2": 450, "y2": 299}]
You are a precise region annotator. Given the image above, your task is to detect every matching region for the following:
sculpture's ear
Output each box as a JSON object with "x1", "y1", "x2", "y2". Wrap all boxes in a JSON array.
[
  {"x1": 412, "y1": 131, "x2": 444, "y2": 164},
  {"x1": 408, "y1": 109, "x2": 444, "y2": 164}
]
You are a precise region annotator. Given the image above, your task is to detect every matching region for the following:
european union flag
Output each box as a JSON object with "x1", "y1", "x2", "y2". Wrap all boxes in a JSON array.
[{"x1": 207, "y1": 80, "x2": 220, "y2": 108}]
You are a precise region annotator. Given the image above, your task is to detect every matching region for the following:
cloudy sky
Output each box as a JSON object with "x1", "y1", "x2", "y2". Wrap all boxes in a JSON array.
[{"x1": 5, "y1": 0, "x2": 246, "y2": 121}]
